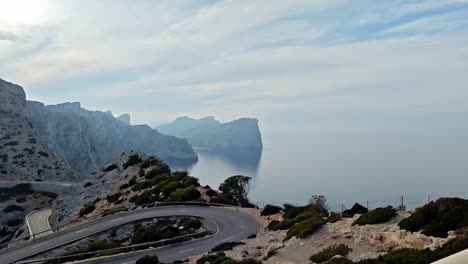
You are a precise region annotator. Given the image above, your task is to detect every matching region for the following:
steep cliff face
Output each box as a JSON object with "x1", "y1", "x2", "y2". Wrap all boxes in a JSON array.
[
  {"x1": 157, "y1": 116, "x2": 263, "y2": 151},
  {"x1": 24, "y1": 102, "x2": 197, "y2": 176},
  {"x1": 0, "y1": 78, "x2": 26, "y2": 115},
  {"x1": 0, "y1": 79, "x2": 78, "y2": 181}
]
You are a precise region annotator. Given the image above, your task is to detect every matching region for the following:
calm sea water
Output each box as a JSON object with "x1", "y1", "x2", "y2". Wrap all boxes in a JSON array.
[{"x1": 170, "y1": 113, "x2": 468, "y2": 211}]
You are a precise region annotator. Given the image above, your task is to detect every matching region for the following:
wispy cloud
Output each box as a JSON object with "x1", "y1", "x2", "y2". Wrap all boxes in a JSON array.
[{"x1": 0, "y1": 0, "x2": 467, "y2": 124}]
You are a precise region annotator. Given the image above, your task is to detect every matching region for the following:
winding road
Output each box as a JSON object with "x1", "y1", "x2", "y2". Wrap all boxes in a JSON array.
[
  {"x1": 1, "y1": 206, "x2": 260, "y2": 264},
  {"x1": 26, "y1": 209, "x2": 53, "y2": 240}
]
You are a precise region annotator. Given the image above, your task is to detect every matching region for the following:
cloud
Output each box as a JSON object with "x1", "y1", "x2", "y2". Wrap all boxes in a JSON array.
[{"x1": 0, "y1": 0, "x2": 467, "y2": 125}]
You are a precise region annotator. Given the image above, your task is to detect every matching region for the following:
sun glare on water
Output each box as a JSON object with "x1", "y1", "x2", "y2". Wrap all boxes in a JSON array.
[{"x1": 0, "y1": 0, "x2": 48, "y2": 24}]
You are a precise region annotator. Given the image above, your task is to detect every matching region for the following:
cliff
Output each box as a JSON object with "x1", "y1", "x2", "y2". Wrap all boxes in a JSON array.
[
  {"x1": 0, "y1": 78, "x2": 78, "y2": 182},
  {"x1": 24, "y1": 102, "x2": 197, "y2": 176},
  {"x1": 157, "y1": 116, "x2": 263, "y2": 151}
]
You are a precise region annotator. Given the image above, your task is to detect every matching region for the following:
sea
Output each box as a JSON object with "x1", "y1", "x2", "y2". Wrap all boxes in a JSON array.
[{"x1": 170, "y1": 113, "x2": 468, "y2": 211}]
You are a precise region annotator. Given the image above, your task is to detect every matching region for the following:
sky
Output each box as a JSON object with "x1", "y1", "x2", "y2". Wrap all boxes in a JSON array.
[{"x1": 1, "y1": 0, "x2": 468, "y2": 128}]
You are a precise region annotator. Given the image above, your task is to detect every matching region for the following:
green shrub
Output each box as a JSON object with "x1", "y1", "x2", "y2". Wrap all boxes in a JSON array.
[
  {"x1": 310, "y1": 244, "x2": 353, "y2": 263},
  {"x1": 79, "y1": 204, "x2": 96, "y2": 217},
  {"x1": 102, "y1": 206, "x2": 128, "y2": 216},
  {"x1": 261, "y1": 204, "x2": 282, "y2": 216},
  {"x1": 179, "y1": 218, "x2": 202, "y2": 230},
  {"x1": 140, "y1": 158, "x2": 160, "y2": 169},
  {"x1": 353, "y1": 207, "x2": 396, "y2": 226},
  {"x1": 206, "y1": 189, "x2": 218, "y2": 197},
  {"x1": 294, "y1": 210, "x2": 321, "y2": 223},
  {"x1": 168, "y1": 186, "x2": 201, "y2": 202},
  {"x1": 104, "y1": 164, "x2": 118, "y2": 172},
  {"x1": 398, "y1": 198, "x2": 468, "y2": 238},
  {"x1": 343, "y1": 203, "x2": 368, "y2": 217},
  {"x1": 283, "y1": 203, "x2": 310, "y2": 219},
  {"x1": 172, "y1": 171, "x2": 189, "y2": 181},
  {"x1": 136, "y1": 255, "x2": 159, "y2": 264},
  {"x1": 210, "y1": 241, "x2": 245, "y2": 252},
  {"x1": 267, "y1": 219, "x2": 295, "y2": 231},
  {"x1": 135, "y1": 190, "x2": 157, "y2": 205},
  {"x1": 161, "y1": 181, "x2": 181, "y2": 197},
  {"x1": 106, "y1": 192, "x2": 122, "y2": 203},
  {"x1": 328, "y1": 258, "x2": 354, "y2": 264},
  {"x1": 132, "y1": 181, "x2": 151, "y2": 192},
  {"x1": 3, "y1": 204, "x2": 25, "y2": 213},
  {"x1": 145, "y1": 164, "x2": 171, "y2": 179},
  {"x1": 182, "y1": 176, "x2": 200, "y2": 187},
  {"x1": 286, "y1": 217, "x2": 326, "y2": 240},
  {"x1": 37, "y1": 150, "x2": 49, "y2": 157},
  {"x1": 123, "y1": 154, "x2": 142, "y2": 169}
]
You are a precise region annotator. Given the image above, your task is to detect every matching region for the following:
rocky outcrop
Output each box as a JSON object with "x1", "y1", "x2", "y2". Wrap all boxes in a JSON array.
[
  {"x1": 0, "y1": 78, "x2": 25, "y2": 115},
  {"x1": 24, "y1": 102, "x2": 197, "y2": 176},
  {"x1": 117, "y1": 113, "x2": 131, "y2": 125},
  {"x1": 157, "y1": 116, "x2": 263, "y2": 151},
  {"x1": 0, "y1": 79, "x2": 77, "y2": 182}
]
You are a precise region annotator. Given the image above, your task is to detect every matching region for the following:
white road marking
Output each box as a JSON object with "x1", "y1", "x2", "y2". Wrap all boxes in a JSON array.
[
  {"x1": 75, "y1": 228, "x2": 87, "y2": 233},
  {"x1": 121, "y1": 262, "x2": 134, "y2": 264},
  {"x1": 241, "y1": 224, "x2": 244, "y2": 229},
  {"x1": 32, "y1": 242, "x2": 47, "y2": 248},
  {"x1": 222, "y1": 235, "x2": 234, "y2": 241},
  {"x1": 179, "y1": 248, "x2": 194, "y2": 253},
  {"x1": 111, "y1": 217, "x2": 123, "y2": 222}
]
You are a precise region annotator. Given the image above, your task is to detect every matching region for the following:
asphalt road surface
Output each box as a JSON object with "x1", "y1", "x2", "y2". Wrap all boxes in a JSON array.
[
  {"x1": 26, "y1": 209, "x2": 53, "y2": 239},
  {"x1": 1, "y1": 206, "x2": 260, "y2": 264}
]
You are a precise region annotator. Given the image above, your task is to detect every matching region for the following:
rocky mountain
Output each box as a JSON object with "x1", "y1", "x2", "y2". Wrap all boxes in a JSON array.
[
  {"x1": 24, "y1": 102, "x2": 197, "y2": 176},
  {"x1": 157, "y1": 116, "x2": 263, "y2": 151},
  {"x1": 0, "y1": 78, "x2": 78, "y2": 182},
  {"x1": 116, "y1": 113, "x2": 131, "y2": 125}
]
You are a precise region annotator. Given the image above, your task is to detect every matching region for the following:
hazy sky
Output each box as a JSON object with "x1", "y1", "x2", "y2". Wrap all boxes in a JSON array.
[{"x1": 1, "y1": 0, "x2": 467, "y2": 127}]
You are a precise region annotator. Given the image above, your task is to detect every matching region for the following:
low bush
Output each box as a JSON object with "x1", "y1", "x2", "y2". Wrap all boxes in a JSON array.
[
  {"x1": 353, "y1": 207, "x2": 396, "y2": 226},
  {"x1": 267, "y1": 219, "x2": 295, "y2": 231},
  {"x1": 123, "y1": 154, "x2": 142, "y2": 169},
  {"x1": 161, "y1": 182, "x2": 181, "y2": 197},
  {"x1": 285, "y1": 217, "x2": 327, "y2": 240},
  {"x1": 6, "y1": 218, "x2": 22, "y2": 226},
  {"x1": 3, "y1": 204, "x2": 25, "y2": 213},
  {"x1": 261, "y1": 204, "x2": 282, "y2": 216},
  {"x1": 196, "y1": 253, "x2": 261, "y2": 264},
  {"x1": 283, "y1": 203, "x2": 310, "y2": 219},
  {"x1": 83, "y1": 182, "x2": 92, "y2": 188},
  {"x1": 79, "y1": 204, "x2": 96, "y2": 217},
  {"x1": 247, "y1": 234, "x2": 257, "y2": 239},
  {"x1": 37, "y1": 151, "x2": 49, "y2": 157},
  {"x1": 210, "y1": 241, "x2": 245, "y2": 252},
  {"x1": 104, "y1": 164, "x2": 118, "y2": 172},
  {"x1": 179, "y1": 218, "x2": 202, "y2": 230},
  {"x1": 102, "y1": 206, "x2": 128, "y2": 217},
  {"x1": 140, "y1": 158, "x2": 160, "y2": 169},
  {"x1": 328, "y1": 258, "x2": 354, "y2": 264},
  {"x1": 168, "y1": 186, "x2": 201, "y2": 202},
  {"x1": 309, "y1": 244, "x2": 353, "y2": 263},
  {"x1": 132, "y1": 181, "x2": 151, "y2": 192},
  {"x1": 205, "y1": 189, "x2": 218, "y2": 197},
  {"x1": 399, "y1": 198, "x2": 468, "y2": 238},
  {"x1": 136, "y1": 255, "x2": 160, "y2": 264},
  {"x1": 343, "y1": 203, "x2": 368, "y2": 217},
  {"x1": 106, "y1": 192, "x2": 122, "y2": 203},
  {"x1": 134, "y1": 190, "x2": 157, "y2": 205},
  {"x1": 144, "y1": 164, "x2": 171, "y2": 179},
  {"x1": 182, "y1": 176, "x2": 200, "y2": 187}
]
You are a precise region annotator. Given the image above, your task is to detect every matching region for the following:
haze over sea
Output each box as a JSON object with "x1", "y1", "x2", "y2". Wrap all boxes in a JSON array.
[{"x1": 171, "y1": 112, "x2": 468, "y2": 211}]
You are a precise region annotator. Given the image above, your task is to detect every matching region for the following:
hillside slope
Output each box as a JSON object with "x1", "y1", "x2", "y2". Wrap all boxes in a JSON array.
[{"x1": 0, "y1": 78, "x2": 77, "y2": 182}]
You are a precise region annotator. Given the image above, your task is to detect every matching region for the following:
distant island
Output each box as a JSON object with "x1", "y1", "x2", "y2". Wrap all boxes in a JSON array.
[{"x1": 157, "y1": 116, "x2": 263, "y2": 152}]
